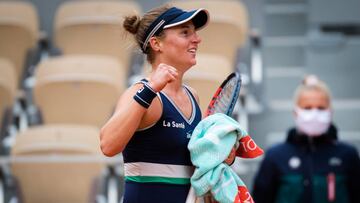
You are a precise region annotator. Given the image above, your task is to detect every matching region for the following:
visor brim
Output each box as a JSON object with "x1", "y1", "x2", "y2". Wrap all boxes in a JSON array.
[{"x1": 163, "y1": 8, "x2": 209, "y2": 30}]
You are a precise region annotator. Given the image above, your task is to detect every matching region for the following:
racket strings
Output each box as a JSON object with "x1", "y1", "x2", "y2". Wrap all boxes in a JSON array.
[{"x1": 209, "y1": 78, "x2": 239, "y2": 115}]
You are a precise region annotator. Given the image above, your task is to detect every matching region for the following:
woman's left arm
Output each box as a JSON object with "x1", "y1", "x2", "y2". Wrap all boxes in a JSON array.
[{"x1": 346, "y1": 147, "x2": 360, "y2": 203}]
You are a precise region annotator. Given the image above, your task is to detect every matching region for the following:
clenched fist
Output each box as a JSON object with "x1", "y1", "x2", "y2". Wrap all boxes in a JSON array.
[{"x1": 148, "y1": 63, "x2": 178, "y2": 92}]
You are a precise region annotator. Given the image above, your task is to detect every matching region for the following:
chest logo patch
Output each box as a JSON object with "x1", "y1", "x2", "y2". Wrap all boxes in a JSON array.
[
  {"x1": 329, "y1": 157, "x2": 342, "y2": 167},
  {"x1": 289, "y1": 156, "x2": 301, "y2": 169},
  {"x1": 162, "y1": 120, "x2": 185, "y2": 129}
]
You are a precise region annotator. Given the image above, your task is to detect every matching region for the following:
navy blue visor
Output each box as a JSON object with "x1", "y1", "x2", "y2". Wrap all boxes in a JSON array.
[{"x1": 141, "y1": 7, "x2": 209, "y2": 53}]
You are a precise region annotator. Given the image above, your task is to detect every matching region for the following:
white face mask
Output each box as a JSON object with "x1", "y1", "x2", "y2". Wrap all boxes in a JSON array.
[{"x1": 295, "y1": 107, "x2": 331, "y2": 137}]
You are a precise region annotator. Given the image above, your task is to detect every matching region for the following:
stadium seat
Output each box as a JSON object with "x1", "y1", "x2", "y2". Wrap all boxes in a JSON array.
[
  {"x1": 184, "y1": 55, "x2": 232, "y2": 114},
  {"x1": 188, "y1": 53, "x2": 233, "y2": 78},
  {"x1": 171, "y1": 0, "x2": 249, "y2": 67},
  {"x1": 0, "y1": 1, "x2": 39, "y2": 82},
  {"x1": 0, "y1": 58, "x2": 17, "y2": 132},
  {"x1": 33, "y1": 55, "x2": 125, "y2": 127},
  {"x1": 54, "y1": 0, "x2": 142, "y2": 75},
  {"x1": 10, "y1": 124, "x2": 105, "y2": 203}
]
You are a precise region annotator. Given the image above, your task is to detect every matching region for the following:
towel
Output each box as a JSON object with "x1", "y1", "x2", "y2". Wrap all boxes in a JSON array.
[{"x1": 188, "y1": 113, "x2": 263, "y2": 203}]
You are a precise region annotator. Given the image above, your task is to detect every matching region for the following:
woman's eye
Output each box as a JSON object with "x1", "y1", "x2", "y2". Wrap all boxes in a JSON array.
[{"x1": 303, "y1": 106, "x2": 327, "y2": 110}]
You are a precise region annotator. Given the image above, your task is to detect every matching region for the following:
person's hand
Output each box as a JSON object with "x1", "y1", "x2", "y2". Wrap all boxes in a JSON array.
[
  {"x1": 148, "y1": 63, "x2": 178, "y2": 92},
  {"x1": 203, "y1": 193, "x2": 218, "y2": 203},
  {"x1": 201, "y1": 147, "x2": 237, "y2": 203},
  {"x1": 224, "y1": 146, "x2": 237, "y2": 165}
]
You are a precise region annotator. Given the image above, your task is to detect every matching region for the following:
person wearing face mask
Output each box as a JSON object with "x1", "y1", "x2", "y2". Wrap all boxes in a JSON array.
[{"x1": 252, "y1": 75, "x2": 360, "y2": 203}]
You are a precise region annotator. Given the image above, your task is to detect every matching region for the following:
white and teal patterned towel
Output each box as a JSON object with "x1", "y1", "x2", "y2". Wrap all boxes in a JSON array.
[{"x1": 188, "y1": 113, "x2": 250, "y2": 203}]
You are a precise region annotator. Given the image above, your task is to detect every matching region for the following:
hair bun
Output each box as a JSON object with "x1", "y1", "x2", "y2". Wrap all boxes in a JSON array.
[
  {"x1": 303, "y1": 74, "x2": 320, "y2": 86},
  {"x1": 123, "y1": 15, "x2": 141, "y2": 35}
]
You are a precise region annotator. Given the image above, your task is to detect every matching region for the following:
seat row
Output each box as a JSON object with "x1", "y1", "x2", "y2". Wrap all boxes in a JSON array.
[
  {"x1": 0, "y1": 55, "x2": 125, "y2": 202},
  {"x1": 0, "y1": 0, "x2": 141, "y2": 83},
  {"x1": 0, "y1": 0, "x2": 249, "y2": 115}
]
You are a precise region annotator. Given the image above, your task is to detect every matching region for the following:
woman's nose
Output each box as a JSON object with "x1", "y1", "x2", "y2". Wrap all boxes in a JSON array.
[{"x1": 192, "y1": 32, "x2": 201, "y2": 44}]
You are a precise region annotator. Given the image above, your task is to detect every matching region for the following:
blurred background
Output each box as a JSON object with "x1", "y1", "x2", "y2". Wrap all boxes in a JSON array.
[{"x1": 0, "y1": 0, "x2": 359, "y2": 202}]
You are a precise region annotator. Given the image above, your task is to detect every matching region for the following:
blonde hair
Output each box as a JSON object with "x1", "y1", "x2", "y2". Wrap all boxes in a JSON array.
[
  {"x1": 123, "y1": 4, "x2": 171, "y2": 64},
  {"x1": 293, "y1": 75, "x2": 332, "y2": 106}
]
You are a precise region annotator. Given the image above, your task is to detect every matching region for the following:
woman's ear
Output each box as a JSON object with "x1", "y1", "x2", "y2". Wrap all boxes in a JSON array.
[{"x1": 149, "y1": 37, "x2": 162, "y2": 52}]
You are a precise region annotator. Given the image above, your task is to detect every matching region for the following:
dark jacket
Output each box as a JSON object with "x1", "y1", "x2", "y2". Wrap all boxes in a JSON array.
[{"x1": 252, "y1": 124, "x2": 360, "y2": 203}]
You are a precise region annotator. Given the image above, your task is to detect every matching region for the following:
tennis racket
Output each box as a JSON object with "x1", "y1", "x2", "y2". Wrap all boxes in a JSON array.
[
  {"x1": 186, "y1": 72, "x2": 242, "y2": 203},
  {"x1": 205, "y1": 72, "x2": 242, "y2": 117}
]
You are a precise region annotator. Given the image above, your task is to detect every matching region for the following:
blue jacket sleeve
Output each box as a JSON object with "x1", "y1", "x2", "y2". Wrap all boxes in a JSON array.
[
  {"x1": 252, "y1": 150, "x2": 279, "y2": 203},
  {"x1": 346, "y1": 146, "x2": 360, "y2": 203}
]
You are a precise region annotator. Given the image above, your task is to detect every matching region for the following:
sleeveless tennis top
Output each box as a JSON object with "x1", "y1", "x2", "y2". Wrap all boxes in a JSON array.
[{"x1": 122, "y1": 81, "x2": 202, "y2": 203}]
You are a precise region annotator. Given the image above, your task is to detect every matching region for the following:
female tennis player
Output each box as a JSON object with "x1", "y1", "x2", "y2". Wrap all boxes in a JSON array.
[{"x1": 100, "y1": 4, "x2": 209, "y2": 202}]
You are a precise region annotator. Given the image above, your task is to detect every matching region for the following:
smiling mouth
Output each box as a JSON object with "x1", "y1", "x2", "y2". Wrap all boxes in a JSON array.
[{"x1": 188, "y1": 48, "x2": 197, "y2": 54}]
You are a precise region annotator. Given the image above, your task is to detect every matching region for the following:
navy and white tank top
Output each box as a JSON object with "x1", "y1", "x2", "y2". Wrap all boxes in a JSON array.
[{"x1": 122, "y1": 81, "x2": 202, "y2": 202}]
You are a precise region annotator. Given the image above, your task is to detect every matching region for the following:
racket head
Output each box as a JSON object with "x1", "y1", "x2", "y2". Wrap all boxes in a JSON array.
[{"x1": 205, "y1": 72, "x2": 241, "y2": 117}]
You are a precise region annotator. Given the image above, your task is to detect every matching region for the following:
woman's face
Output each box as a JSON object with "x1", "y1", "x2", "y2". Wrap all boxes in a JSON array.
[
  {"x1": 297, "y1": 89, "x2": 330, "y2": 110},
  {"x1": 294, "y1": 89, "x2": 332, "y2": 136},
  {"x1": 158, "y1": 21, "x2": 201, "y2": 69}
]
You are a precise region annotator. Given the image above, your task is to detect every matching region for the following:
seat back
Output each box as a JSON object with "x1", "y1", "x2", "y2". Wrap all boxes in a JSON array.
[
  {"x1": 33, "y1": 55, "x2": 125, "y2": 127},
  {"x1": 172, "y1": 0, "x2": 248, "y2": 66},
  {"x1": 0, "y1": 1, "x2": 38, "y2": 81},
  {"x1": 11, "y1": 124, "x2": 105, "y2": 203},
  {"x1": 0, "y1": 58, "x2": 17, "y2": 127},
  {"x1": 54, "y1": 0, "x2": 142, "y2": 74}
]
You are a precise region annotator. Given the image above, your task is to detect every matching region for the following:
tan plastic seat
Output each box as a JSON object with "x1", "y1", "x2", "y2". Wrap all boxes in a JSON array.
[
  {"x1": 33, "y1": 55, "x2": 125, "y2": 127},
  {"x1": 54, "y1": 0, "x2": 142, "y2": 75},
  {"x1": 10, "y1": 124, "x2": 105, "y2": 203},
  {"x1": 188, "y1": 54, "x2": 233, "y2": 78},
  {"x1": 0, "y1": 58, "x2": 17, "y2": 127},
  {"x1": 184, "y1": 55, "x2": 232, "y2": 114},
  {"x1": 0, "y1": 1, "x2": 39, "y2": 81},
  {"x1": 172, "y1": 0, "x2": 248, "y2": 67}
]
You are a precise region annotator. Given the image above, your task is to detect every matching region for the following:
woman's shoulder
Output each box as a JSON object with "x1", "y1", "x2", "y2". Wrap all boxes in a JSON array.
[
  {"x1": 121, "y1": 78, "x2": 150, "y2": 100},
  {"x1": 115, "y1": 82, "x2": 144, "y2": 108},
  {"x1": 334, "y1": 140, "x2": 360, "y2": 156},
  {"x1": 263, "y1": 142, "x2": 299, "y2": 160}
]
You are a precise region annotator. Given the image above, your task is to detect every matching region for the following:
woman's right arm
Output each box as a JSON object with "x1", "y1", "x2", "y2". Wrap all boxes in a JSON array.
[
  {"x1": 99, "y1": 63, "x2": 178, "y2": 157},
  {"x1": 100, "y1": 84, "x2": 148, "y2": 156}
]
